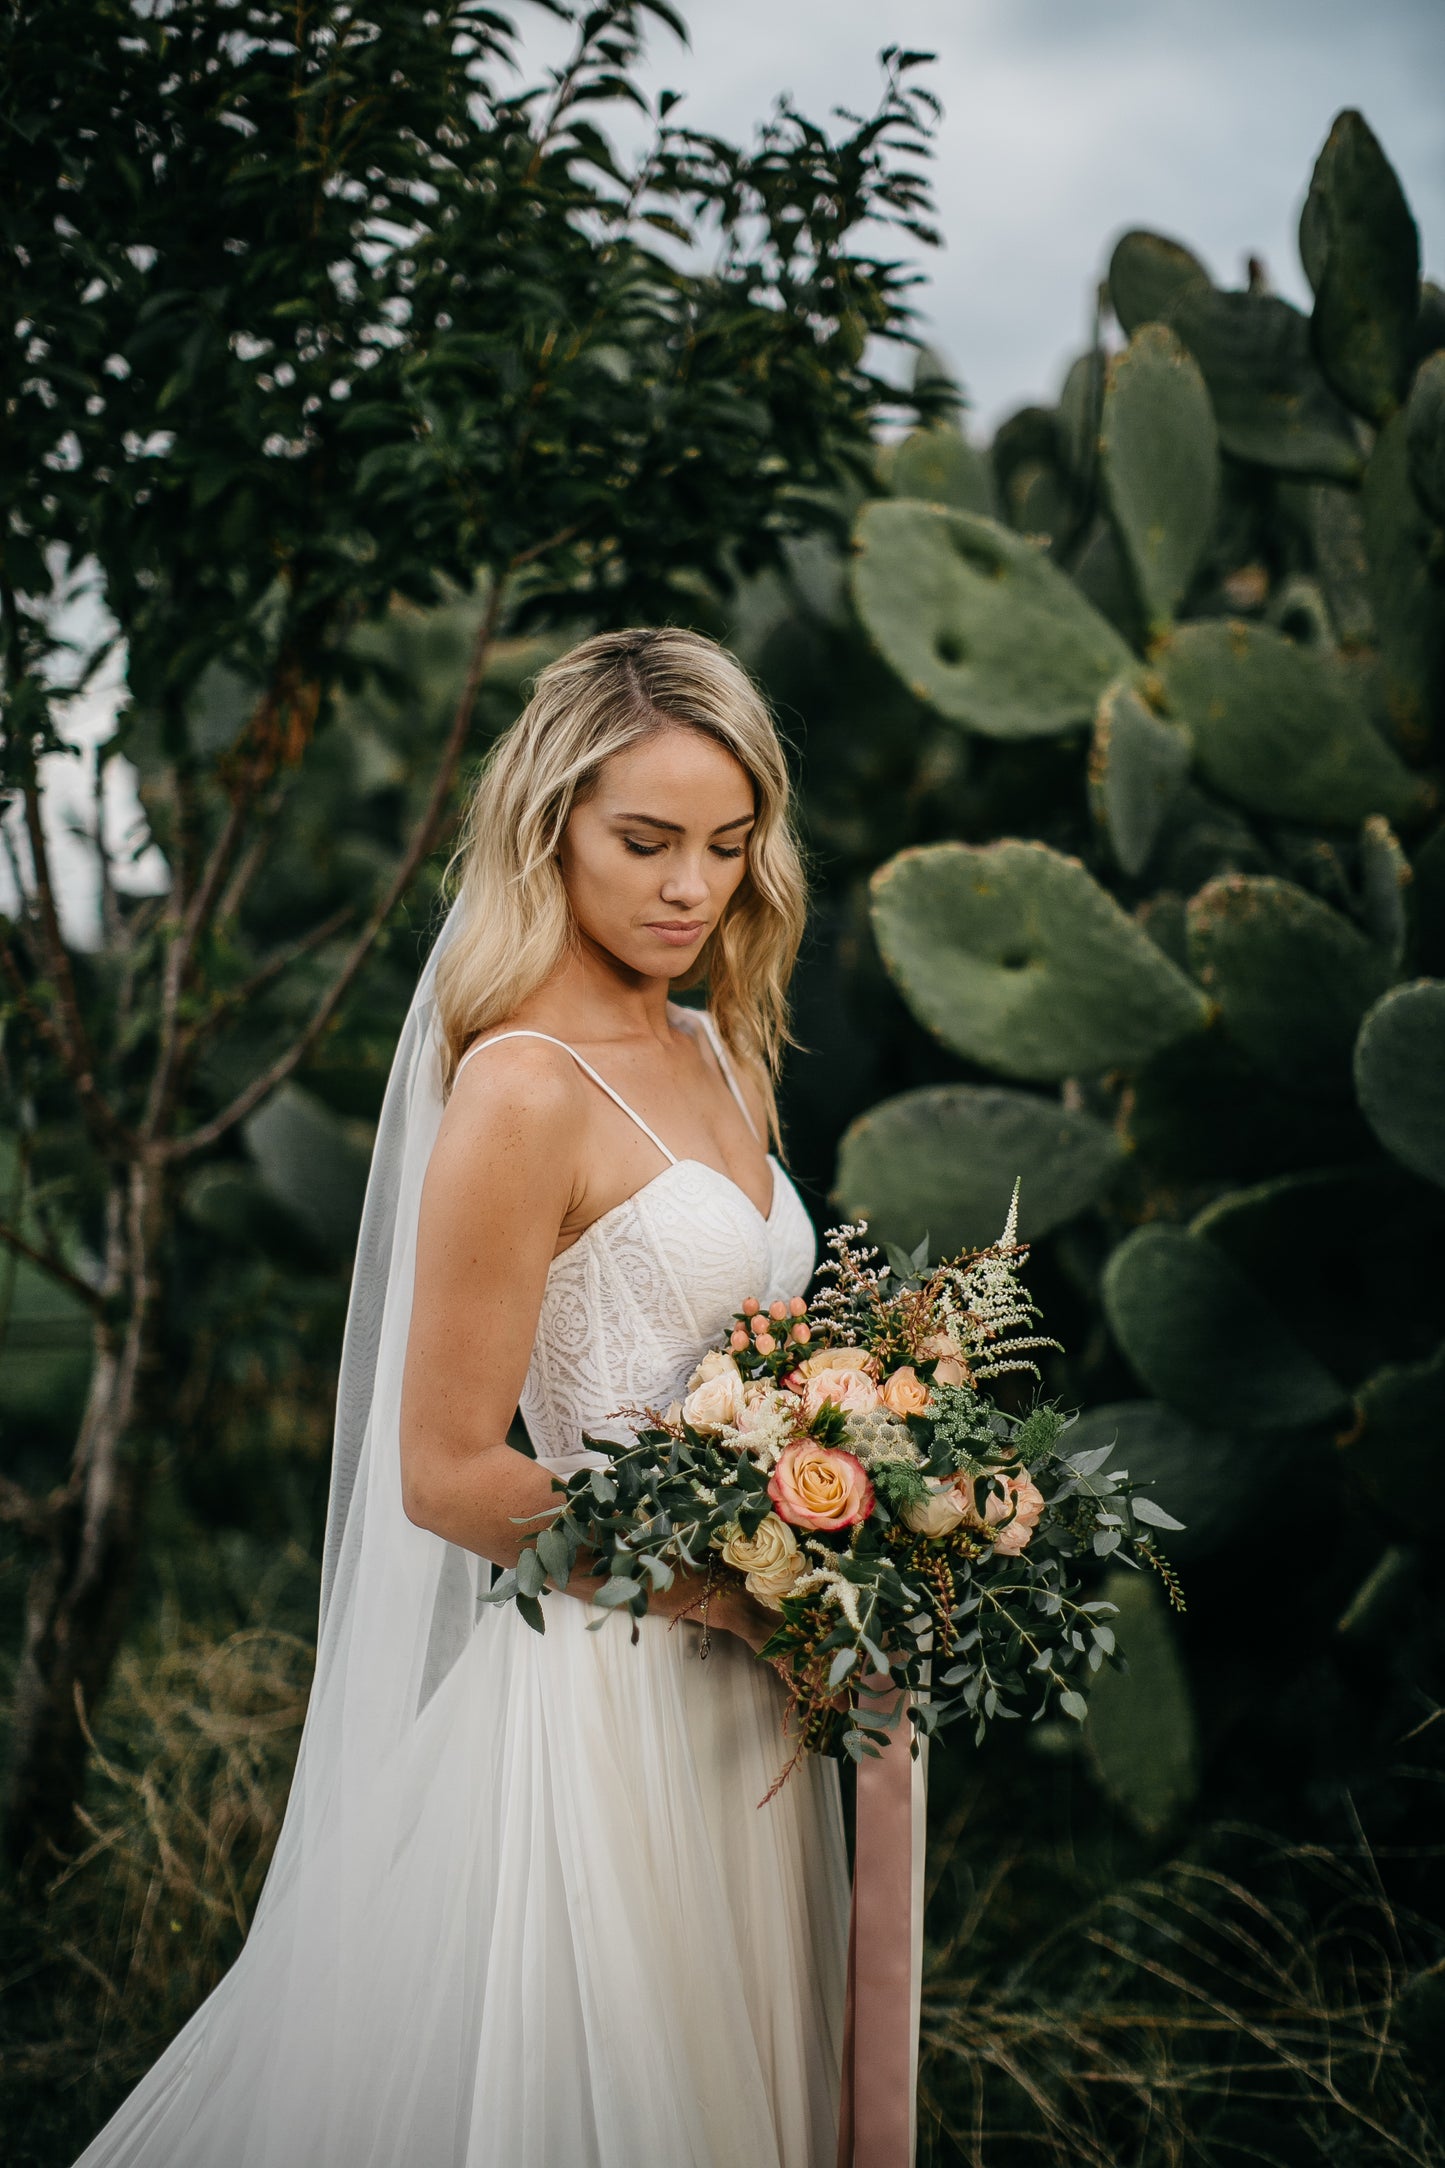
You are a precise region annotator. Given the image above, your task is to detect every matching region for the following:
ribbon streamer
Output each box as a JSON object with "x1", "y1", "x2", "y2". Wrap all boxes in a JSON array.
[{"x1": 835, "y1": 1667, "x2": 929, "y2": 2168}]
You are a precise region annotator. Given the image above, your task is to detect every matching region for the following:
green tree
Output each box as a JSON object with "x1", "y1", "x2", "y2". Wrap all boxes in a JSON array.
[{"x1": 0, "y1": 0, "x2": 946, "y2": 1869}]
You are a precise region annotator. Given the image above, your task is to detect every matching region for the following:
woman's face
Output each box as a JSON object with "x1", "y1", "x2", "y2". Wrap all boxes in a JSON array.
[{"x1": 558, "y1": 724, "x2": 756, "y2": 981}]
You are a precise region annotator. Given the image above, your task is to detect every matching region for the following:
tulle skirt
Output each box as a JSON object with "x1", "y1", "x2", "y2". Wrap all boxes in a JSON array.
[{"x1": 73, "y1": 1594, "x2": 851, "y2": 2168}]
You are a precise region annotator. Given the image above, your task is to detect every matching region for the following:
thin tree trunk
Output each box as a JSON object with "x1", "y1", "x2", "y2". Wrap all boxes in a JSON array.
[{"x1": 4, "y1": 1164, "x2": 162, "y2": 1874}]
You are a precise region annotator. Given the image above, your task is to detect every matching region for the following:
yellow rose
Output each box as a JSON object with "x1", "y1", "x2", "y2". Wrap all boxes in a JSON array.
[
  {"x1": 720, "y1": 1513, "x2": 804, "y2": 1609},
  {"x1": 880, "y1": 1365, "x2": 930, "y2": 1418}
]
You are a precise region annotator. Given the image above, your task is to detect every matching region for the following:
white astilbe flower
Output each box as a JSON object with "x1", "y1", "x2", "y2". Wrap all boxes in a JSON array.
[{"x1": 789, "y1": 1562, "x2": 864, "y2": 1634}]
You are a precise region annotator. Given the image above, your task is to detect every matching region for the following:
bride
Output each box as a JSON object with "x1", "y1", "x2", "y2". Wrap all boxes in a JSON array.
[{"x1": 73, "y1": 626, "x2": 851, "y2": 2168}]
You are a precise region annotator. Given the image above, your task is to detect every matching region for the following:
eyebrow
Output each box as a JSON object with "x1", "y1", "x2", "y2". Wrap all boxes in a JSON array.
[{"x1": 612, "y1": 811, "x2": 756, "y2": 835}]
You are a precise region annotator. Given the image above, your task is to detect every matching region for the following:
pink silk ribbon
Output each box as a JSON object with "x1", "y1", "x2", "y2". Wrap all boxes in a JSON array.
[{"x1": 835, "y1": 1668, "x2": 928, "y2": 2168}]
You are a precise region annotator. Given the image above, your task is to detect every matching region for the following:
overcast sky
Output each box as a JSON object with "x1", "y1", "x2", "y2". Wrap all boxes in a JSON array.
[{"x1": 521, "y1": 0, "x2": 1445, "y2": 434}]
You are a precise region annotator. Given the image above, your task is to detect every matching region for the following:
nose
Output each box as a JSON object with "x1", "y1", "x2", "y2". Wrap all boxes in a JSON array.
[{"x1": 658, "y1": 853, "x2": 710, "y2": 911}]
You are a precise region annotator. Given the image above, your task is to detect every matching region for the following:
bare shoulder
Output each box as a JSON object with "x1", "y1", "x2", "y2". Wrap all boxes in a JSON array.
[{"x1": 435, "y1": 1031, "x2": 587, "y2": 1171}]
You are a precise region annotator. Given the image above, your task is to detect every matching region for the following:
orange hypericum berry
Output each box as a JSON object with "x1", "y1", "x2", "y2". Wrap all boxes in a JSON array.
[
  {"x1": 730, "y1": 1328, "x2": 750, "y2": 1351},
  {"x1": 769, "y1": 1299, "x2": 789, "y2": 1322},
  {"x1": 755, "y1": 1332, "x2": 777, "y2": 1355},
  {"x1": 789, "y1": 1296, "x2": 807, "y2": 1316},
  {"x1": 790, "y1": 1321, "x2": 811, "y2": 1344},
  {"x1": 751, "y1": 1313, "x2": 769, "y2": 1336},
  {"x1": 741, "y1": 1296, "x2": 761, "y2": 1316}
]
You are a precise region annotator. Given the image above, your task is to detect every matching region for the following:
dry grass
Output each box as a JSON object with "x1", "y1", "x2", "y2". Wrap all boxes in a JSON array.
[
  {"x1": 0, "y1": 1545, "x2": 314, "y2": 2160},
  {"x1": 3, "y1": 1553, "x2": 1443, "y2": 2167},
  {"x1": 917, "y1": 1798, "x2": 1445, "y2": 2167}
]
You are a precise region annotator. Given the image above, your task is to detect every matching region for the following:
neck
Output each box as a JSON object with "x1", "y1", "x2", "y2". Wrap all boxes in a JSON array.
[{"x1": 534, "y1": 931, "x2": 683, "y2": 1046}]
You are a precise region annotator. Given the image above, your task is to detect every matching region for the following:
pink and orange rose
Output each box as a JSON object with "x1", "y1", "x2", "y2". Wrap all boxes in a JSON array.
[{"x1": 768, "y1": 1439, "x2": 875, "y2": 1531}]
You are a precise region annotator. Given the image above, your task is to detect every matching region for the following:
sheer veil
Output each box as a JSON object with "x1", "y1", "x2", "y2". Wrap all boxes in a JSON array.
[{"x1": 76, "y1": 892, "x2": 513, "y2": 2166}]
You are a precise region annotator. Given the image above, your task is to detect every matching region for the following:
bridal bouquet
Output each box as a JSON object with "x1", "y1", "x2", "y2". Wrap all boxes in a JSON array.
[{"x1": 485, "y1": 1182, "x2": 1184, "y2": 1776}]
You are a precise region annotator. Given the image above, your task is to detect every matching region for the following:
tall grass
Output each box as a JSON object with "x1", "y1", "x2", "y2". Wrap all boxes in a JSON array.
[
  {"x1": 2, "y1": 1550, "x2": 1442, "y2": 2167},
  {"x1": 0, "y1": 1542, "x2": 314, "y2": 2165},
  {"x1": 918, "y1": 1787, "x2": 1445, "y2": 2166}
]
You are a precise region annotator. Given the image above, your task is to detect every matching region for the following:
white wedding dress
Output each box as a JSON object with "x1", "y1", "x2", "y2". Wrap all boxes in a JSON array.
[{"x1": 74, "y1": 995, "x2": 850, "y2": 2168}]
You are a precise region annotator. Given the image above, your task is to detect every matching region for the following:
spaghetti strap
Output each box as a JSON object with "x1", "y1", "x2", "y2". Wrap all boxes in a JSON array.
[
  {"x1": 689, "y1": 1008, "x2": 763, "y2": 1147},
  {"x1": 452, "y1": 1030, "x2": 677, "y2": 1166}
]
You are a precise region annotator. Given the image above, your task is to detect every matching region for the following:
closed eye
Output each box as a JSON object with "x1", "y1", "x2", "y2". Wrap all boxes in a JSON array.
[{"x1": 622, "y1": 838, "x2": 747, "y2": 859}]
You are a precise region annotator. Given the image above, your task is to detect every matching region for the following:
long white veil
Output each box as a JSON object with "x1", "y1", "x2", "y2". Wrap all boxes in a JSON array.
[{"x1": 76, "y1": 893, "x2": 509, "y2": 2166}]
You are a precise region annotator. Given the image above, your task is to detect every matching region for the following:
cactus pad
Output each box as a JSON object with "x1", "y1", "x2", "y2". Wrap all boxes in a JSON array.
[
  {"x1": 1084, "y1": 1568, "x2": 1199, "y2": 1838},
  {"x1": 1166, "y1": 283, "x2": 1364, "y2": 480},
  {"x1": 1108, "y1": 229, "x2": 1211, "y2": 336},
  {"x1": 1102, "y1": 1222, "x2": 1348, "y2": 1428},
  {"x1": 1353, "y1": 978, "x2": 1445, "y2": 1189},
  {"x1": 1338, "y1": 1339, "x2": 1445, "y2": 1534},
  {"x1": 1153, "y1": 618, "x2": 1426, "y2": 826},
  {"x1": 1185, "y1": 874, "x2": 1396, "y2": 1095},
  {"x1": 1404, "y1": 349, "x2": 1445, "y2": 524},
  {"x1": 1299, "y1": 109, "x2": 1421, "y2": 424},
  {"x1": 1362, "y1": 410, "x2": 1445, "y2": 752},
  {"x1": 869, "y1": 838, "x2": 1209, "y2": 1080},
  {"x1": 850, "y1": 500, "x2": 1133, "y2": 738},
  {"x1": 885, "y1": 423, "x2": 995, "y2": 515},
  {"x1": 833, "y1": 1083, "x2": 1123, "y2": 1255},
  {"x1": 1090, "y1": 677, "x2": 1193, "y2": 878},
  {"x1": 1099, "y1": 324, "x2": 1220, "y2": 632}
]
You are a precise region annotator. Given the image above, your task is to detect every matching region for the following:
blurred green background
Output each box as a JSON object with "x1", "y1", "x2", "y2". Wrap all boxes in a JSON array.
[{"x1": 2, "y1": 4, "x2": 1443, "y2": 2163}]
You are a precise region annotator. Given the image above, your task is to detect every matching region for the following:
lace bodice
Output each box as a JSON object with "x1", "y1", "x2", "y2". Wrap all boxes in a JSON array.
[{"x1": 453, "y1": 1008, "x2": 816, "y2": 1470}]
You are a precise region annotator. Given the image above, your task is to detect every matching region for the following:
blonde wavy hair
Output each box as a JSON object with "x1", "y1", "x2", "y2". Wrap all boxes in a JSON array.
[{"x1": 435, "y1": 626, "x2": 807, "y2": 1144}]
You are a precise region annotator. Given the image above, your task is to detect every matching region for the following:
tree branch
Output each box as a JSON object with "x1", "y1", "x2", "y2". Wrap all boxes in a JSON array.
[
  {"x1": 0, "y1": 1474, "x2": 66, "y2": 1540},
  {"x1": 15, "y1": 779, "x2": 130, "y2": 1154},
  {"x1": 164, "y1": 576, "x2": 510, "y2": 1163},
  {"x1": 0, "y1": 931, "x2": 132, "y2": 1156},
  {"x1": 188, "y1": 902, "x2": 356, "y2": 1048},
  {"x1": 0, "y1": 1219, "x2": 104, "y2": 1316}
]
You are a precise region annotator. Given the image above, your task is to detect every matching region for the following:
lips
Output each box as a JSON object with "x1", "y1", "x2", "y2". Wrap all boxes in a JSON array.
[{"x1": 646, "y1": 920, "x2": 707, "y2": 945}]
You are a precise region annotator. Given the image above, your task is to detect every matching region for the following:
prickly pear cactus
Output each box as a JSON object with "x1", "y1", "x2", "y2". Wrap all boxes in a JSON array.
[{"x1": 729, "y1": 107, "x2": 1445, "y2": 1819}]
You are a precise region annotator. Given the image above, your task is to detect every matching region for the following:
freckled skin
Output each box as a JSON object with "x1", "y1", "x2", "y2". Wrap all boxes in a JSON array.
[{"x1": 397, "y1": 725, "x2": 784, "y2": 1655}]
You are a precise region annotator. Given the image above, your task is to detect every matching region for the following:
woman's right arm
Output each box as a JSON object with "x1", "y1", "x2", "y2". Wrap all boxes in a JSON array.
[
  {"x1": 397, "y1": 1043, "x2": 778, "y2": 1651},
  {"x1": 399, "y1": 1038, "x2": 600, "y2": 1576}
]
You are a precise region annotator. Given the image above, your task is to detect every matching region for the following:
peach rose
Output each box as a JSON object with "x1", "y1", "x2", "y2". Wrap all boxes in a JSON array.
[
  {"x1": 681, "y1": 1357, "x2": 747, "y2": 1434},
  {"x1": 803, "y1": 1368, "x2": 878, "y2": 1420},
  {"x1": 880, "y1": 1365, "x2": 930, "y2": 1419},
  {"x1": 719, "y1": 1513, "x2": 804, "y2": 1609},
  {"x1": 900, "y1": 1479, "x2": 969, "y2": 1539},
  {"x1": 769, "y1": 1439, "x2": 875, "y2": 1530},
  {"x1": 795, "y1": 1347, "x2": 880, "y2": 1418},
  {"x1": 972, "y1": 1471, "x2": 1046, "y2": 1555},
  {"x1": 921, "y1": 1331, "x2": 971, "y2": 1388},
  {"x1": 800, "y1": 1346, "x2": 874, "y2": 1375}
]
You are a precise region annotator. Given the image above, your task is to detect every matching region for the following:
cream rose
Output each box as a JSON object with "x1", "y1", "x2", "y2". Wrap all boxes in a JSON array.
[
  {"x1": 720, "y1": 1513, "x2": 804, "y2": 1609},
  {"x1": 681, "y1": 1357, "x2": 747, "y2": 1434},
  {"x1": 687, "y1": 1347, "x2": 739, "y2": 1391},
  {"x1": 737, "y1": 1383, "x2": 788, "y2": 1433},
  {"x1": 880, "y1": 1365, "x2": 930, "y2": 1419},
  {"x1": 900, "y1": 1478, "x2": 969, "y2": 1538},
  {"x1": 768, "y1": 1439, "x2": 875, "y2": 1530}
]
